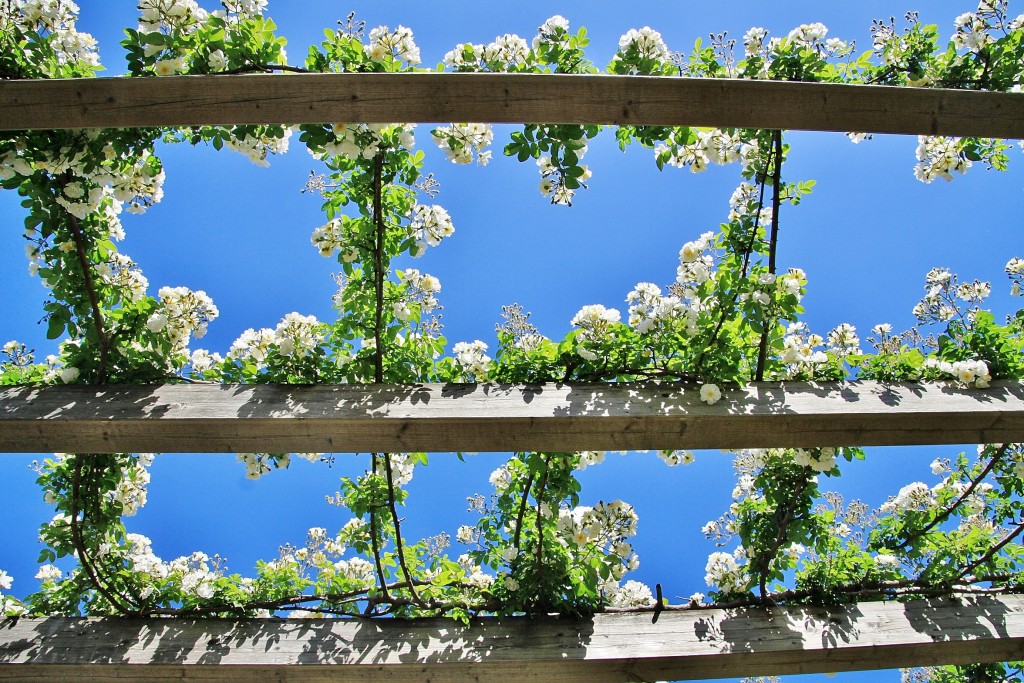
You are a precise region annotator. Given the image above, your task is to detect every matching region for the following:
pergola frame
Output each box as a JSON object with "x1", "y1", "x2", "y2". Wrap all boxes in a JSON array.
[{"x1": 2, "y1": 73, "x2": 1023, "y2": 680}]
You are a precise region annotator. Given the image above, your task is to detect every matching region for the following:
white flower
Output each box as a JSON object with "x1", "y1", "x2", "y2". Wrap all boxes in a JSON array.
[
  {"x1": 153, "y1": 56, "x2": 184, "y2": 76},
  {"x1": 35, "y1": 565, "x2": 62, "y2": 582},
  {"x1": 207, "y1": 49, "x2": 227, "y2": 71},
  {"x1": 146, "y1": 313, "x2": 168, "y2": 332},
  {"x1": 59, "y1": 367, "x2": 80, "y2": 383},
  {"x1": 699, "y1": 383, "x2": 722, "y2": 405},
  {"x1": 0, "y1": 570, "x2": 11, "y2": 590}
]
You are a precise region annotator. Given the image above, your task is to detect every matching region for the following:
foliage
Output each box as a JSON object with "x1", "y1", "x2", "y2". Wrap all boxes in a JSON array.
[{"x1": 1, "y1": 9, "x2": 1023, "y2": 683}]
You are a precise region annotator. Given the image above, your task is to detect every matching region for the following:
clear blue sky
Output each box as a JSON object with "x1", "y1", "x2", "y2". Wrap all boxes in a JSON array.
[{"x1": 1, "y1": 2, "x2": 1022, "y2": 681}]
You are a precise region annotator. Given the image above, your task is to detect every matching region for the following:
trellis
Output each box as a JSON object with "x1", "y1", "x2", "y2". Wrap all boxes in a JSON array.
[{"x1": 1, "y1": 74, "x2": 1023, "y2": 681}]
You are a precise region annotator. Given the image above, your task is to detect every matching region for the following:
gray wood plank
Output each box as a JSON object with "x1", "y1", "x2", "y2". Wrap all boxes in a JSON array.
[
  {"x1": 2, "y1": 73, "x2": 1022, "y2": 137},
  {"x1": 0, "y1": 380, "x2": 1021, "y2": 453},
  {"x1": 2, "y1": 596, "x2": 1024, "y2": 680}
]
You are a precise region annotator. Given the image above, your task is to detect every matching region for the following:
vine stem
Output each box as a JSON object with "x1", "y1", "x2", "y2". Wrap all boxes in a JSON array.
[
  {"x1": 757, "y1": 469, "x2": 803, "y2": 604},
  {"x1": 365, "y1": 155, "x2": 390, "y2": 606},
  {"x1": 383, "y1": 453, "x2": 424, "y2": 607},
  {"x1": 512, "y1": 471, "x2": 535, "y2": 551},
  {"x1": 754, "y1": 129, "x2": 783, "y2": 382},
  {"x1": 368, "y1": 152, "x2": 423, "y2": 608},
  {"x1": 372, "y1": 154, "x2": 385, "y2": 385},
  {"x1": 897, "y1": 443, "x2": 1009, "y2": 550},
  {"x1": 695, "y1": 133, "x2": 777, "y2": 374},
  {"x1": 534, "y1": 455, "x2": 551, "y2": 595},
  {"x1": 61, "y1": 179, "x2": 110, "y2": 383},
  {"x1": 69, "y1": 457, "x2": 136, "y2": 615}
]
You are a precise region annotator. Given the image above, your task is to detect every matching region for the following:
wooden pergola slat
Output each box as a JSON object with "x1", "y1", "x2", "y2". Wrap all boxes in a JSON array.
[
  {"x1": 3, "y1": 596, "x2": 1024, "y2": 681},
  {"x1": 1, "y1": 380, "x2": 1021, "y2": 454},
  {"x1": 2, "y1": 73, "x2": 1023, "y2": 137}
]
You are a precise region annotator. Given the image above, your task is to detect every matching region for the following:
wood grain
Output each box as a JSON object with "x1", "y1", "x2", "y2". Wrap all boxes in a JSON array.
[
  {"x1": 3, "y1": 596, "x2": 1024, "y2": 681},
  {"x1": 1, "y1": 380, "x2": 1021, "y2": 454},
  {"x1": 2, "y1": 73, "x2": 1022, "y2": 137}
]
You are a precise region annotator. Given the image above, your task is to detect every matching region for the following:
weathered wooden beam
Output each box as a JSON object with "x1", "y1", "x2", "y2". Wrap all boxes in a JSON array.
[
  {"x1": 2, "y1": 73, "x2": 1022, "y2": 137},
  {"x1": 0, "y1": 380, "x2": 1021, "y2": 454},
  {"x1": 2, "y1": 596, "x2": 1024, "y2": 681}
]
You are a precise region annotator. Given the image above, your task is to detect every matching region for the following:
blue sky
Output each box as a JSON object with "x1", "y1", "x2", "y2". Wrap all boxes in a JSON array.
[{"x1": 1, "y1": 2, "x2": 1023, "y2": 681}]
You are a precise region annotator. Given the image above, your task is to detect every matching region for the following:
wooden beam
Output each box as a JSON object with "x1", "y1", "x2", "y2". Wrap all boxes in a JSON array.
[
  {"x1": 1, "y1": 73, "x2": 1022, "y2": 137},
  {"x1": 0, "y1": 380, "x2": 1021, "y2": 454},
  {"x1": 2, "y1": 596, "x2": 1024, "y2": 681}
]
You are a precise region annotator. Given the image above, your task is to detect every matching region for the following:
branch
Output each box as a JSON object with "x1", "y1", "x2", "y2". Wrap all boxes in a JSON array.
[
  {"x1": 897, "y1": 444, "x2": 1010, "y2": 550},
  {"x1": 215, "y1": 63, "x2": 313, "y2": 75},
  {"x1": 955, "y1": 517, "x2": 1024, "y2": 582}
]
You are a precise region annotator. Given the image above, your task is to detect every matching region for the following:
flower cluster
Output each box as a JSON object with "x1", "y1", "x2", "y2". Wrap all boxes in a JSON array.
[
  {"x1": 912, "y1": 267, "x2": 989, "y2": 324},
  {"x1": 792, "y1": 447, "x2": 839, "y2": 473},
  {"x1": 571, "y1": 304, "x2": 621, "y2": 345},
  {"x1": 659, "y1": 450, "x2": 695, "y2": 466},
  {"x1": 609, "y1": 26, "x2": 672, "y2": 74},
  {"x1": 537, "y1": 152, "x2": 591, "y2": 206},
  {"x1": 626, "y1": 282, "x2": 686, "y2": 334},
  {"x1": 224, "y1": 127, "x2": 292, "y2": 167},
  {"x1": 96, "y1": 253, "x2": 150, "y2": 303},
  {"x1": 1005, "y1": 257, "x2": 1023, "y2": 296},
  {"x1": 150, "y1": 285, "x2": 219, "y2": 355},
  {"x1": 826, "y1": 323, "x2": 861, "y2": 359},
  {"x1": 226, "y1": 311, "x2": 323, "y2": 368},
  {"x1": 780, "y1": 322, "x2": 828, "y2": 375},
  {"x1": 365, "y1": 25, "x2": 420, "y2": 66},
  {"x1": 431, "y1": 124, "x2": 494, "y2": 166},
  {"x1": 656, "y1": 129, "x2": 744, "y2": 173},
  {"x1": 532, "y1": 15, "x2": 571, "y2": 52},
  {"x1": 452, "y1": 340, "x2": 491, "y2": 381},
  {"x1": 602, "y1": 579, "x2": 655, "y2": 608},
  {"x1": 558, "y1": 500, "x2": 640, "y2": 580},
  {"x1": 705, "y1": 549, "x2": 749, "y2": 594},
  {"x1": 2, "y1": 0, "x2": 100, "y2": 77},
  {"x1": 395, "y1": 269, "x2": 441, "y2": 320},
  {"x1": 914, "y1": 136, "x2": 972, "y2": 183},
  {"x1": 676, "y1": 231, "x2": 717, "y2": 290},
  {"x1": 879, "y1": 482, "x2": 935, "y2": 514},
  {"x1": 924, "y1": 358, "x2": 992, "y2": 388},
  {"x1": 408, "y1": 204, "x2": 456, "y2": 254}
]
